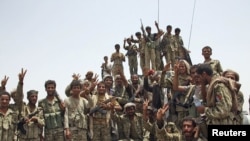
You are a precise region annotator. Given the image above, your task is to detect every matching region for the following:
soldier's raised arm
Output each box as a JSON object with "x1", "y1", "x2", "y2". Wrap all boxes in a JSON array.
[
  {"x1": 15, "y1": 68, "x2": 27, "y2": 104},
  {"x1": 0, "y1": 75, "x2": 9, "y2": 92}
]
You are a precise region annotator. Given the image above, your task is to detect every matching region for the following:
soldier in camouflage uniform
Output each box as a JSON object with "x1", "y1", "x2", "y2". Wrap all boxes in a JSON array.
[
  {"x1": 38, "y1": 80, "x2": 65, "y2": 141},
  {"x1": 111, "y1": 102, "x2": 144, "y2": 141},
  {"x1": 19, "y1": 90, "x2": 44, "y2": 141},
  {"x1": 85, "y1": 81, "x2": 122, "y2": 141},
  {"x1": 123, "y1": 38, "x2": 138, "y2": 75},
  {"x1": 141, "y1": 21, "x2": 164, "y2": 70},
  {"x1": 222, "y1": 69, "x2": 244, "y2": 125},
  {"x1": 0, "y1": 91, "x2": 19, "y2": 141},
  {"x1": 160, "y1": 25, "x2": 176, "y2": 68},
  {"x1": 64, "y1": 80, "x2": 89, "y2": 141},
  {"x1": 131, "y1": 32, "x2": 146, "y2": 73},
  {"x1": 143, "y1": 99, "x2": 181, "y2": 141},
  {"x1": 0, "y1": 69, "x2": 25, "y2": 141},
  {"x1": 111, "y1": 44, "x2": 126, "y2": 78},
  {"x1": 202, "y1": 46, "x2": 223, "y2": 76},
  {"x1": 196, "y1": 64, "x2": 237, "y2": 125}
]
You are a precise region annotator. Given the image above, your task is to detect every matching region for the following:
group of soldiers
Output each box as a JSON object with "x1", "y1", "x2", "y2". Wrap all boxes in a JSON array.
[{"x1": 0, "y1": 22, "x2": 247, "y2": 141}]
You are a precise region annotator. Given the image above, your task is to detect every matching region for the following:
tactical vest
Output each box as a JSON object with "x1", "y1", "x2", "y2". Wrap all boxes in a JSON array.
[{"x1": 39, "y1": 99, "x2": 64, "y2": 129}]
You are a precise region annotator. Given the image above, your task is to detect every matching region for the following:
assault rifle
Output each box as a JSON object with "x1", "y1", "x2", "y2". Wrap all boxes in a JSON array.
[
  {"x1": 17, "y1": 109, "x2": 41, "y2": 134},
  {"x1": 89, "y1": 96, "x2": 117, "y2": 116},
  {"x1": 54, "y1": 91, "x2": 65, "y2": 116}
]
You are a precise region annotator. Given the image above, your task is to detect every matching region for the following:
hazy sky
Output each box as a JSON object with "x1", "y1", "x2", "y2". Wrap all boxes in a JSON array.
[{"x1": 0, "y1": 0, "x2": 249, "y2": 112}]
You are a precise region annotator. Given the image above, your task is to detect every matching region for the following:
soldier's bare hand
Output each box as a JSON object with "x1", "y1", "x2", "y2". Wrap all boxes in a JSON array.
[
  {"x1": 72, "y1": 73, "x2": 81, "y2": 80},
  {"x1": 65, "y1": 129, "x2": 72, "y2": 139},
  {"x1": 19, "y1": 68, "x2": 27, "y2": 83},
  {"x1": 143, "y1": 99, "x2": 149, "y2": 111},
  {"x1": 1, "y1": 75, "x2": 9, "y2": 87}
]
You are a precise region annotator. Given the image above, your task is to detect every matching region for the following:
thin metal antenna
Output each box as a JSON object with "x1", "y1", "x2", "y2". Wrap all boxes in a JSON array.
[
  {"x1": 157, "y1": 0, "x2": 160, "y2": 24},
  {"x1": 188, "y1": 0, "x2": 197, "y2": 49}
]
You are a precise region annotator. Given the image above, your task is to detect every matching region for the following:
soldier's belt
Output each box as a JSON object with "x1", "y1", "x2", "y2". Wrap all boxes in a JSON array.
[{"x1": 93, "y1": 118, "x2": 107, "y2": 125}]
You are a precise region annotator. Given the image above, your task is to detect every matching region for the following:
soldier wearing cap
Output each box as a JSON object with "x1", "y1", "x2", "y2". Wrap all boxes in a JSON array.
[
  {"x1": 111, "y1": 102, "x2": 144, "y2": 141},
  {"x1": 19, "y1": 90, "x2": 44, "y2": 141},
  {"x1": 222, "y1": 69, "x2": 244, "y2": 125}
]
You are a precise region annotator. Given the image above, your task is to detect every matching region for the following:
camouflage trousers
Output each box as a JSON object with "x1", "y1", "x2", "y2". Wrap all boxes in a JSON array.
[
  {"x1": 145, "y1": 47, "x2": 156, "y2": 70},
  {"x1": 128, "y1": 55, "x2": 138, "y2": 75},
  {"x1": 91, "y1": 123, "x2": 111, "y2": 141},
  {"x1": 66, "y1": 127, "x2": 88, "y2": 141},
  {"x1": 19, "y1": 138, "x2": 40, "y2": 141},
  {"x1": 44, "y1": 128, "x2": 65, "y2": 141},
  {"x1": 139, "y1": 55, "x2": 145, "y2": 73}
]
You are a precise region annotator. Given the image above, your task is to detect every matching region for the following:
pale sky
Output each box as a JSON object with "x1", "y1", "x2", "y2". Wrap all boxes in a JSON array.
[{"x1": 0, "y1": 0, "x2": 249, "y2": 112}]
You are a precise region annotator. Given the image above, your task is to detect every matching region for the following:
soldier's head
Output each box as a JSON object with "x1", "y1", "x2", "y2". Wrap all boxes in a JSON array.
[
  {"x1": 70, "y1": 80, "x2": 82, "y2": 97},
  {"x1": 44, "y1": 80, "x2": 56, "y2": 96},
  {"x1": 202, "y1": 46, "x2": 212, "y2": 58},
  {"x1": 196, "y1": 63, "x2": 213, "y2": 84},
  {"x1": 145, "y1": 26, "x2": 151, "y2": 34},
  {"x1": 222, "y1": 69, "x2": 239, "y2": 82},
  {"x1": 130, "y1": 74, "x2": 140, "y2": 85},
  {"x1": 178, "y1": 59, "x2": 191, "y2": 75},
  {"x1": 175, "y1": 27, "x2": 181, "y2": 35},
  {"x1": 124, "y1": 102, "x2": 136, "y2": 116},
  {"x1": 85, "y1": 71, "x2": 94, "y2": 80},
  {"x1": 104, "y1": 56, "x2": 108, "y2": 61},
  {"x1": 103, "y1": 74, "x2": 113, "y2": 88},
  {"x1": 97, "y1": 81, "x2": 106, "y2": 95},
  {"x1": 27, "y1": 90, "x2": 38, "y2": 105},
  {"x1": 166, "y1": 25, "x2": 172, "y2": 32},
  {"x1": 181, "y1": 116, "x2": 197, "y2": 137},
  {"x1": 115, "y1": 44, "x2": 120, "y2": 51},
  {"x1": 135, "y1": 32, "x2": 141, "y2": 39},
  {"x1": 114, "y1": 75, "x2": 122, "y2": 86},
  {"x1": 0, "y1": 91, "x2": 11, "y2": 108}
]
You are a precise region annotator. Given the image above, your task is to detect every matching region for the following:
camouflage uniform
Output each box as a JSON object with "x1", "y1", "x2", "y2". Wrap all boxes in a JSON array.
[
  {"x1": 38, "y1": 98, "x2": 65, "y2": 141},
  {"x1": 0, "y1": 108, "x2": 19, "y2": 141},
  {"x1": 18, "y1": 106, "x2": 44, "y2": 141},
  {"x1": 138, "y1": 38, "x2": 146, "y2": 73},
  {"x1": 203, "y1": 60, "x2": 223, "y2": 77},
  {"x1": 205, "y1": 76, "x2": 235, "y2": 125},
  {"x1": 145, "y1": 34, "x2": 156, "y2": 70},
  {"x1": 87, "y1": 93, "x2": 119, "y2": 141},
  {"x1": 64, "y1": 96, "x2": 89, "y2": 141},
  {"x1": 144, "y1": 120, "x2": 181, "y2": 141},
  {"x1": 124, "y1": 43, "x2": 138, "y2": 75},
  {"x1": 111, "y1": 109, "x2": 144, "y2": 140},
  {"x1": 111, "y1": 52, "x2": 126, "y2": 78},
  {"x1": 161, "y1": 33, "x2": 176, "y2": 68}
]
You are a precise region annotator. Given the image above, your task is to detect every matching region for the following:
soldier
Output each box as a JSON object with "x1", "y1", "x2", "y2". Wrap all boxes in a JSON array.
[
  {"x1": 38, "y1": 80, "x2": 65, "y2": 141},
  {"x1": 202, "y1": 46, "x2": 223, "y2": 76},
  {"x1": 111, "y1": 102, "x2": 144, "y2": 141},
  {"x1": 173, "y1": 28, "x2": 192, "y2": 66},
  {"x1": 111, "y1": 44, "x2": 126, "y2": 78},
  {"x1": 143, "y1": 99, "x2": 181, "y2": 141},
  {"x1": 222, "y1": 69, "x2": 244, "y2": 125},
  {"x1": 64, "y1": 80, "x2": 89, "y2": 141},
  {"x1": 195, "y1": 63, "x2": 238, "y2": 125},
  {"x1": 101, "y1": 56, "x2": 112, "y2": 79},
  {"x1": 131, "y1": 31, "x2": 146, "y2": 73},
  {"x1": 0, "y1": 91, "x2": 19, "y2": 141},
  {"x1": 118, "y1": 70, "x2": 145, "y2": 114},
  {"x1": 141, "y1": 21, "x2": 164, "y2": 70},
  {"x1": 181, "y1": 116, "x2": 207, "y2": 141},
  {"x1": 123, "y1": 37, "x2": 138, "y2": 75},
  {"x1": 160, "y1": 25, "x2": 176, "y2": 68},
  {"x1": 85, "y1": 81, "x2": 122, "y2": 141},
  {"x1": 18, "y1": 90, "x2": 44, "y2": 141}
]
